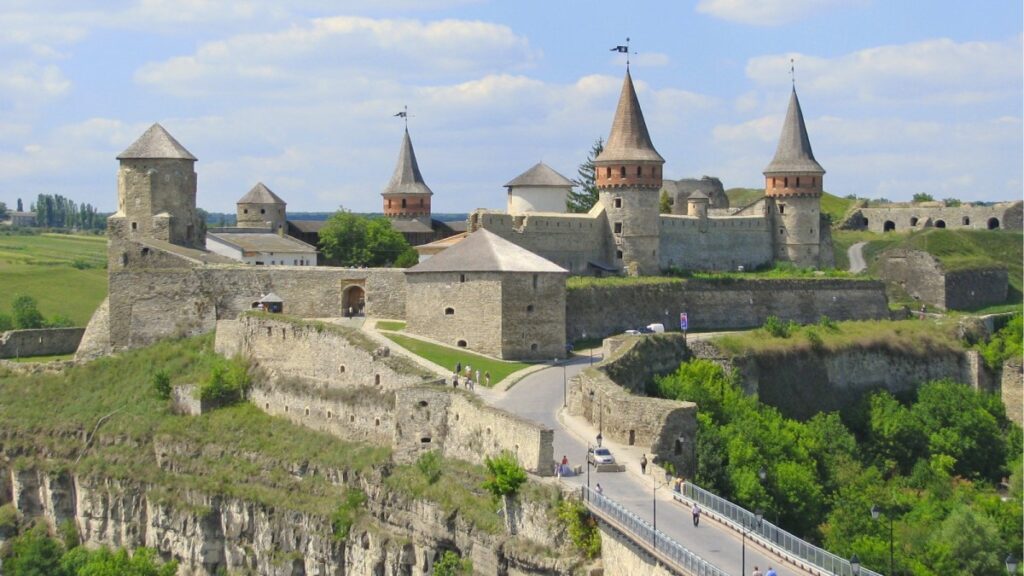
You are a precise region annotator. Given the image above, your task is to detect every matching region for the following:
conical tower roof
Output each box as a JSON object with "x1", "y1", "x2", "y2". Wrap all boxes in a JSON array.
[
  {"x1": 595, "y1": 70, "x2": 664, "y2": 164},
  {"x1": 763, "y1": 89, "x2": 824, "y2": 175},
  {"x1": 117, "y1": 123, "x2": 196, "y2": 161},
  {"x1": 238, "y1": 182, "x2": 285, "y2": 205},
  {"x1": 382, "y1": 129, "x2": 433, "y2": 197},
  {"x1": 504, "y1": 162, "x2": 574, "y2": 188}
]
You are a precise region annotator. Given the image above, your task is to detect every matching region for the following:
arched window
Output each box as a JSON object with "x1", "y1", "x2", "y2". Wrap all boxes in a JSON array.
[
  {"x1": 784, "y1": 177, "x2": 789, "y2": 187},
  {"x1": 988, "y1": 217, "x2": 1000, "y2": 229},
  {"x1": 883, "y1": 221, "x2": 896, "y2": 232},
  {"x1": 526, "y1": 304, "x2": 534, "y2": 313},
  {"x1": 636, "y1": 166, "x2": 642, "y2": 177},
  {"x1": 444, "y1": 307, "x2": 455, "y2": 315},
  {"x1": 619, "y1": 166, "x2": 626, "y2": 178},
  {"x1": 962, "y1": 216, "x2": 970, "y2": 225},
  {"x1": 401, "y1": 198, "x2": 407, "y2": 208},
  {"x1": 530, "y1": 343, "x2": 538, "y2": 351},
  {"x1": 456, "y1": 340, "x2": 468, "y2": 348},
  {"x1": 910, "y1": 217, "x2": 918, "y2": 226},
  {"x1": 796, "y1": 177, "x2": 801, "y2": 187},
  {"x1": 935, "y1": 220, "x2": 946, "y2": 229}
]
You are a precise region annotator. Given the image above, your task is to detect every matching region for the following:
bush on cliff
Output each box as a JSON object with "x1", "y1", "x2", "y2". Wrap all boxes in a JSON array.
[
  {"x1": 557, "y1": 499, "x2": 601, "y2": 559},
  {"x1": 977, "y1": 313, "x2": 1022, "y2": 369},
  {"x1": 198, "y1": 356, "x2": 251, "y2": 405}
]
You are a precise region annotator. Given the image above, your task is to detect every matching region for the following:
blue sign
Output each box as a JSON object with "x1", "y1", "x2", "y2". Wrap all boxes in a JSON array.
[{"x1": 680, "y1": 312, "x2": 688, "y2": 331}]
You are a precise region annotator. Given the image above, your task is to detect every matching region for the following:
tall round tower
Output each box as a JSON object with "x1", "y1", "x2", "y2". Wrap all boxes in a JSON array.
[
  {"x1": 763, "y1": 88, "x2": 825, "y2": 268},
  {"x1": 381, "y1": 128, "x2": 433, "y2": 223},
  {"x1": 237, "y1": 182, "x2": 287, "y2": 232},
  {"x1": 595, "y1": 69, "x2": 665, "y2": 276}
]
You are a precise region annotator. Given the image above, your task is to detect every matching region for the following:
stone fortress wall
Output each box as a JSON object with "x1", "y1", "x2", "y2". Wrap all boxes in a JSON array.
[
  {"x1": 848, "y1": 201, "x2": 1023, "y2": 233},
  {"x1": 469, "y1": 209, "x2": 609, "y2": 274},
  {"x1": 215, "y1": 316, "x2": 555, "y2": 476},
  {"x1": 0, "y1": 327, "x2": 85, "y2": 359},
  {"x1": 657, "y1": 213, "x2": 774, "y2": 271},
  {"x1": 876, "y1": 248, "x2": 1009, "y2": 310},
  {"x1": 566, "y1": 278, "x2": 890, "y2": 341}
]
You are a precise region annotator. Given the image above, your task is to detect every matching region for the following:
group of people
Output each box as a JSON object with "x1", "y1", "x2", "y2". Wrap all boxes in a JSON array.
[
  {"x1": 452, "y1": 361, "x2": 489, "y2": 391},
  {"x1": 750, "y1": 566, "x2": 778, "y2": 576}
]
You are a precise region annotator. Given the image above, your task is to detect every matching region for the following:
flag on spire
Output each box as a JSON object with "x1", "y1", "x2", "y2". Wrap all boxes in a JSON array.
[{"x1": 610, "y1": 45, "x2": 628, "y2": 53}]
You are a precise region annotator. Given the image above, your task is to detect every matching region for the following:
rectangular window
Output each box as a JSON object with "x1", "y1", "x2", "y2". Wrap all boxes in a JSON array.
[
  {"x1": 614, "y1": 197, "x2": 622, "y2": 208},
  {"x1": 614, "y1": 222, "x2": 622, "y2": 234}
]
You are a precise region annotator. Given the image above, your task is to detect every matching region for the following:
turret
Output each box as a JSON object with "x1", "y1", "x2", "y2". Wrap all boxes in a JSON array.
[
  {"x1": 505, "y1": 162, "x2": 573, "y2": 214},
  {"x1": 110, "y1": 123, "x2": 204, "y2": 253},
  {"x1": 237, "y1": 182, "x2": 287, "y2": 232},
  {"x1": 687, "y1": 190, "x2": 709, "y2": 219},
  {"x1": 764, "y1": 89, "x2": 825, "y2": 267},
  {"x1": 595, "y1": 70, "x2": 665, "y2": 275},
  {"x1": 382, "y1": 129, "x2": 433, "y2": 222}
]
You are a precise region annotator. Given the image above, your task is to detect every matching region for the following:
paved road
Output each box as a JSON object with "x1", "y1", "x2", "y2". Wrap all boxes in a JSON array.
[
  {"x1": 484, "y1": 353, "x2": 810, "y2": 576},
  {"x1": 847, "y1": 241, "x2": 867, "y2": 273}
]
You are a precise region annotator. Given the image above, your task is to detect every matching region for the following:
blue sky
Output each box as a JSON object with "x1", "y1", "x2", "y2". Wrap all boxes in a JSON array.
[{"x1": 0, "y1": 0, "x2": 1020, "y2": 214}]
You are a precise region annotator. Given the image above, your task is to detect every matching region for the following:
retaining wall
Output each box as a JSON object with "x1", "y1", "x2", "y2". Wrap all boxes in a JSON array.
[{"x1": 0, "y1": 327, "x2": 85, "y2": 359}]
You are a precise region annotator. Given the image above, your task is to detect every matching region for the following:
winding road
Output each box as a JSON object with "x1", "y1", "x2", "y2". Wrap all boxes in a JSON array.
[{"x1": 847, "y1": 241, "x2": 868, "y2": 273}]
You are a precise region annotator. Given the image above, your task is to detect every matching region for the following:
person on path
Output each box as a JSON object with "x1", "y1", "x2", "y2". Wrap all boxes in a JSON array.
[
  {"x1": 452, "y1": 374, "x2": 459, "y2": 388},
  {"x1": 475, "y1": 369, "x2": 480, "y2": 386},
  {"x1": 485, "y1": 371, "x2": 490, "y2": 386},
  {"x1": 595, "y1": 483, "x2": 603, "y2": 494},
  {"x1": 691, "y1": 503, "x2": 701, "y2": 527},
  {"x1": 456, "y1": 361, "x2": 462, "y2": 375},
  {"x1": 752, "y1": 566, "x2": 763, "y2": 576},
  {"x1": 465, "y1": 364, "x2": 471, "y2": 377},
  {"x1": 467, "y1": 378, "x2": 474, "y2": 391},
  {"x1": 765, "y1": 567, "x2": 777, "y2": 576},
  {"x1": 640, "y1": 454, "x2": 648, "y2": 475}
]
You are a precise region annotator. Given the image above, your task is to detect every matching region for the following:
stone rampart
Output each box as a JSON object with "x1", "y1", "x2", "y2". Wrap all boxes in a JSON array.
[
  {"x1": 598, "y1": 524, "x2": 675, "y2": 576},
  {"x1": 250, "y1": 380, "x2": 396, "y2": 446},
  {"x1": 394, "y1": 387, "x2": 555, "y2": 475},
  {"x1": 566, "y1": 278, "x2": 889, "y2": 340},
  {"x1": 471, "y1": 209, "x2": 609, "y2": 275},
  {"x1": 876, "y1": 248, "x2": 1008, "y2": 310},
  {"x1": 1002, "y1": 358, "x2": 1023, "y2": 427},
  {"x1": 108, "y1": 240, "x2": 407, "y2": 349},
  {"x1": 216, "y1": 316, "x2": 437, "y2": 391},
  {"x1": 658, "y1": 214, "x2": 774, "y2": 271},
  {"x1": 567, "y1": 334, "x2": 697, "y2": 475},
  {"x1": 0, "y1": 327, "x2": 86, "y2": 359},
  {"x1": 849, "y1": 201, "x2": 1022, "y2": 233}
]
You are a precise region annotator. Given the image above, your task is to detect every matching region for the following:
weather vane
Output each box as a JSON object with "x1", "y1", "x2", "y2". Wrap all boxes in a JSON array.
[
  {"x1": 393, "y1": 105, "x2": 412, "y2": 129},
  {"x1": 610, "y1": 37, "x2": 634, "y2": 68},
  {"x1": 790, "y1": 58, "x2": 796, "y2": 88}
]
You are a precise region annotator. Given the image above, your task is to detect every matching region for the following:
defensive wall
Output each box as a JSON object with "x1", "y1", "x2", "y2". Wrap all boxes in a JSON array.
[
  {"x1": 470, "y1": 209, "x2": 609, "y2": 275},
  {"x1": 0, "y1": 327, "x2": 85, "y2": 359},
  {"x1": 567, "y1": 333, "x2": 697, "y2": 476},
  {"x1": 104, "y1": 239, "x2": 407, "y2": 351},
  {"x1": 215, "y1": 315, "x2": 555, "y2": 476},
  {"x1": 876, "y1": 248, "x2": 1008, "y2": 310},
  {"x1": 847, "y1": 201, "x2": 1023, "y2": 233},
  {"x1": 1002, "y1": 358, "x2": 1023, "y2": 427},
  {"x1": 566, "y1": 278, "x2": 889, "y2": 341},
  {"x1": 658, "y1": 214, "x2": 773, "y2": 271}
]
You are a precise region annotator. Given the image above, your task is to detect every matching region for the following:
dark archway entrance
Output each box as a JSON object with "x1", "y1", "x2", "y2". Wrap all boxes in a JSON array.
[
  {"x1": 883, "y1": 221, "x2": 896, "y2": 232},
  {"x1": 988, "y1": 217, "x2": 1000, "y2": 230},
  {"x1": 935, "y1": 220, "x2": 946, "y2": 229},
  {"x1": 342, "y1": 285, "x2": 365, "y2": 317}
]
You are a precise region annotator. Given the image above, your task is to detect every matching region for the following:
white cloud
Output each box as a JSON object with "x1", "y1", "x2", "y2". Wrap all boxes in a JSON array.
[
  {"x1": 0, "y1": 61, "x2": 71, "y2": 105},
  {"x1": 747, "y1": 36, "x2": 1023, "y2": 106},
  {"x1": 696, "y1": 0, "x2": 863, "y2": 26}
]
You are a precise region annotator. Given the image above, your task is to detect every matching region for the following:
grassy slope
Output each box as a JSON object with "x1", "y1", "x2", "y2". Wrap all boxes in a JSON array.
[
  {"x1": 382, "y1": 332, "x2": 530, "y2": 386},
  {"x1": 0, "y1": 233, "x2": 107, "y2": 325},
  {"x1": 725, "y1": 188, "x2": 853, "y2": 225},
  {"x1": 0, "y1": 335, "x2": 508, "y2": 533}
]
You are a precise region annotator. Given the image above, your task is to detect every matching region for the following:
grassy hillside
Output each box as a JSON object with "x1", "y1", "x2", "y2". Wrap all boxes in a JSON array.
[
  {"x1": 725, "y1": 188, "x2": 853, "y2": 224},
  {"x1": 0, "y1": 232, "x2": 107, "y2": 325}
]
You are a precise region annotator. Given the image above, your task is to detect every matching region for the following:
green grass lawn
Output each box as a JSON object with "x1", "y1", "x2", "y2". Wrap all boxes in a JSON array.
[
  {"x1": 0, "y1": 233, "x2": 107, "y2": 325},
  {"x1": 8, "y1": 353, "x2": 74, "y2": 363},
  {"x1": 382, "y1": 332, "x2": 531, "y2": 386},
  {"x1": 375, "y1": 320, "x2": 406, "y2": 331}
]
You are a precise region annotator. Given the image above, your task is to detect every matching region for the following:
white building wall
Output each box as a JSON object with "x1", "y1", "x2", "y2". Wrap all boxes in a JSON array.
[
  {"x1": 507, "y1": 186, "x2": 569, "y2": 214},
  {"x1": 205, "y1": 236, "x2": 317, "y2": 266}
]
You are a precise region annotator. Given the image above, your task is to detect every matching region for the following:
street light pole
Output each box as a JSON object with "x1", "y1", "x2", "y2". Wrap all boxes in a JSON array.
[
  {"x1": 652, "y1": 471, "x2": 671, "y2": 551},
  {"x1": 872, "y1": 504, "x2": 894, "y2": 576},
  {"x1": 558, "y1": 358, "x2": 566, "y2": 408},
  {"x1": 741, "y1": 509, "x2": 763, "y2": 576}
]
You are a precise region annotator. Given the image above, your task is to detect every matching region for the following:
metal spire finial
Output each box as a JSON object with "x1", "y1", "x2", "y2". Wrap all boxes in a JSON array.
[
  {"x1": 609, "y1": 37, "x2": 635, "y2": 69},
  {"x1": 790, "y1": 58, "x2": 796, "y2": 89},
  {"x1": 393, "y1": 105, "x2": 411, "y2": 129}
]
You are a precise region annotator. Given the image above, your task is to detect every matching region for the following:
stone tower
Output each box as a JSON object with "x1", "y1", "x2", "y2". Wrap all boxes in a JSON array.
[
  {"x1": 237, "y1": 182, "x2": 287, "y2": 232},
  {"x1": 764, "y1": 88, "x2": 825, "y2": 268},
  {"x1": 382, "y1": 128, "x2": 433, "y2": 223},
  {"x1": 108, "y1": 123, "x2": 205, "y2": 260},
  {"x1": 595, "y1": 69, "x2": 665, "y2": 276}
]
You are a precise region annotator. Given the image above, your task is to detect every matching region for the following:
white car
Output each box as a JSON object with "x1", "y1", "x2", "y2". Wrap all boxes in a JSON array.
[{"x1": 588, "y1": 447, "x2": 616, "y2": 465}]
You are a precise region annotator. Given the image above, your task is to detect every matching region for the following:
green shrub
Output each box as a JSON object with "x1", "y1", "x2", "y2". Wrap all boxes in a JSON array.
[
  {"x1": 763, "y1": 315, "x2": 791, "y2": 338},
  {"x1": 45, "y1": 314, "x2": 75, "y2": 328},
  {"x1": 818, "y1": 315, "x2": 838, "y2": 331},
  {"x1": 12, "y1": 294, "x2": 44, "y2": 329},
  {"x1": 557, "y1": 499, "x2": 601, "y2": 559},
  {"x1": 977, "y1": 314, "x2": 1022, "y2": 370},
  {"x1": 0, "y1": 502, "x2": 19, "y2": 534},
  {"x1": 482, "y1": 452, "x2": 527, "y2": 499},
  {"x1": 198, "y1": 357, "x2": 251, "y2": 405},
  {"x1": 58, "y1": 518, "x2": 79, "y2": 550},
  {"x1": 416, "y1": 451, "x2": 442, "y2": 485},
  {"x1": 151, "y1": 370, "x2": 172, "y2": 400},
  {"x1": 331, "y1": 488, "x2": 367, "y2": 541},
  {"x1": 433, "y1": 550, "x2": 473, "y2": 575},
  {"x1": 0, "y1": 312, "x2": 13, "y2": 332}
]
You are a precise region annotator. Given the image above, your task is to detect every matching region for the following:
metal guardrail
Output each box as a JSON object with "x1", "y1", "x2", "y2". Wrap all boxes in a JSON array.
[
  {"x1": 678, "y1": 482, "x2": 882, "y2": 576},
  {"x1": 582, "y1": 485, "x2": 728, "y2": 576}
]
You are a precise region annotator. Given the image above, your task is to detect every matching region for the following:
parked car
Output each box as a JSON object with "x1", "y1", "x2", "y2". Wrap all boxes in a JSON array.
[
  {"x1": 588, "y1": 446, "x2": 616, "y2": 465},
  {"x1": 624, "y1": 329, "x2": 641, "y2": 336}
]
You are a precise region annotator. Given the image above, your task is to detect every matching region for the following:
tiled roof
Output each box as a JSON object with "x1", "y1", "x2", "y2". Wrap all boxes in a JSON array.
[
  {"x1": 117, "y1": 123, "x2": 197, "y2": 161},
  {"x1": 407, "y1": 228, "x2": 566, "y2": 274},
  {"x1": 207, "y1": 232, "x2": 317, "y2": 253},
  {"x1": 238, "y1": 182, "x2": 286, "y2": 205},
  {"x1": 595, "y1": 70, "x2": 664, "y2": 164},
  {"x1": 763, "y1": 89, "x2": 825, "y2": 175},
  {"x1": 505, "y1": 162, "x2": 574, "y2": 188}
]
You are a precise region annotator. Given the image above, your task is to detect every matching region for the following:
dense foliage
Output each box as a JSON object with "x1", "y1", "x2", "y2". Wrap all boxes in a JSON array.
[
  {"x1": 977, "y1": 314, "x2": 1022, "y2": 369},
  {"x1": 567, "y1": 138, "x2": 602, "y2": 213},
  {"x1": 331, "y1": 488, "x2": 367, "y2": 541},
  {"x1": 1, "y1": 525, "x2": 177, "y2": 576},
  {"x1": 432, "y1": 550, "x2": 473, "y2": 575},
  {"x1": 31, "y1": 194, "x2": 105, "y2": 230},
  {"x1": 655, "y1": 359, "x2": 1022, "y2": 575},
  {"x1": 557, "y1": 499, "x2": 601, "y2": 559},
  {"x1": 197, "y1": 355, "x2": 251, "y2": 404},
  {"x1": 0, "y1": 294, "x2": 74, "y2": 331},
  {"x1": 318, "y1": 209, "x2": 418, "y2": 267}
]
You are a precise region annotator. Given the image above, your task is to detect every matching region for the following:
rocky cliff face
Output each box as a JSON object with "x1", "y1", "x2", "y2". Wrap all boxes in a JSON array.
[{"x1": 1, "y1": 451, "x2": 574, "y2": 576}]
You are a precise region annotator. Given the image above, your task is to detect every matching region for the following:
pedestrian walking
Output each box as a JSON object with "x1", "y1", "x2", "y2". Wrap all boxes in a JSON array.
[
  {"x1": 691, "y1": 503, "x2": 701, "y2": 527},
  {"x1": 467, "y1": 378, "x2": 474, "y2": 391},
  {"x1": 475, "y1": 369, "x2": 480, "y2": 386},
  {"x1": 752, "y1": 566, "x2": 763, "y2": 576},
  {"x1": 640, "y1": 453, "x2": 648, "y2": 475},
  {"x1": 485, "y1": 371, "x2": 490, "y2": 386},
  {"x1": 465, "y1": 364, "x2": 472, "y2": 377},
  {"x1": 452, "y1": 374, "x2": 459, "y2": 388},
  {"x1": 456, "y1": 361, "x2": 462, "y2": 375},
  {"x1": 765, "y1": 567, "x2": 777, "y2": 576},
  {"x1": 595, "y1": 483, "x2": 603, "y2": 494}
]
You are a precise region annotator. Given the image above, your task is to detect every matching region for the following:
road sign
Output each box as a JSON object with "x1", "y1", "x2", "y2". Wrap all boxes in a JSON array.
[{"x1": 680, "y1": 312, "x2": 688, "y2": 331}]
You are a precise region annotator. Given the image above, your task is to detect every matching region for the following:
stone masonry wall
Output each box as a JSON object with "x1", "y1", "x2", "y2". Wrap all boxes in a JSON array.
[
  {"x1": 0, "y1": 327, "x2": 85, "y2": 359},
  {"x1": 405, "y1": 272, "x2": 504, "y2": 357},
  {"x1": 1002, "y1": 358, "x2": 1023, "y2": 427},
  {"x1": 658, "y1": 214, "x2": 774, "y2": 271},
  {"x1": 216, "y1": 316, "x2": 437, "y2": 391},
  {"x1": 108, "y1": 241, "x2": 407, "y2": 350},
  {"x1": 877, "y1": 248, "x2": 1008, "y2": 310},
  {"x1": 471, "y1": 209, "x2": 609, "y2": 275},
  {"x1": 566, "y1": 278, "x2": 889, "y2": 340},
  {"x1": 250, "y1": 381, "x2": 396, "y2": 446},
  {"x1": 500, "y1": 272, "x2": 567, "y2": 360},
  {"x1": 599, "y1": 525, "x2": 675, "y2": 576},
  {"x1": 945, "y1": 268, "x2": 1008, "y2": 310},
  {"x1": 853, "y1": 202, "x2": 1023, "y2": 233}
]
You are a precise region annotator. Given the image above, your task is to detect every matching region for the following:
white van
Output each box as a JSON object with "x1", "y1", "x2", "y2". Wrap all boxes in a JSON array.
[{"x1": 645, "y1": 323, "x2": 665, "y2": 333}]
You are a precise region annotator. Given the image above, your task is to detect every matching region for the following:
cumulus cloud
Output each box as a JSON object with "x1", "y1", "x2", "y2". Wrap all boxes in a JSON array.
[
  {"x1": 747, "y1": 36, "x2": 1023, "y2": 106},
  {"x1": 695, "y1": 0, "x2": 863, "y2": 26}
]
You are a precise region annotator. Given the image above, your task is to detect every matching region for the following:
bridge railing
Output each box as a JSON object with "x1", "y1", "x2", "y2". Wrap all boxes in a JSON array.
[
  {"x1": 678, "y1": 482, "x2": 882, "y2": 576},
  {"x1": 582, "y1": 485, "x2": 728, "y2": 576}
]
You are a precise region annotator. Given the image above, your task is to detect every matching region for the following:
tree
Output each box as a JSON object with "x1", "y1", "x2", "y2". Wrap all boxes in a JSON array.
[
  {"x1": 5, "y1": 525, "x2": 67, "y2": 576},
  {"x1": 17, "y1": 197, "x2": 23, "y2": 212},
  {"x1": 432, "y1": 550, "x2": 472, "y2": 576},
  {"x1": 318, "y1": 209, "x2": 416, "y2": 267},
  {"x1": 12, "y1": 295, "x2": 45, "y2": 329},
  {"x1": 0, "y1": 201, "x2": 7, "y2": 219},
  {"x1": 926, "y1": 506, "x2": 1004, "y2": 575},
  {"x1": 567, "y1": 138, "x2": 603, "y2": 213},
  {"x1": 942, "y1": 197, "x2": 962, "y2": 207},
  {"x1": 659, "y1": 190, "x2": 672, "y2": 214},
  {"x1": 482, "y1": 451, "x2": 527, "y2": 533},
  {"x1": 911, "y1": 192, "x2": 934, "y2": 203}
]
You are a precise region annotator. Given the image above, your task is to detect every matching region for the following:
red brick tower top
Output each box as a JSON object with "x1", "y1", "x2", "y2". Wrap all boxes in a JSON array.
[
  {"x1": 382, "y1": 128, "x2": 433, "y2": 219},
  {"x1": 763, "y1": 88, "x2": 825, "y2": 198},
  {"x1": 594, "y1": 70, "x2": 665, "y2": 190}
]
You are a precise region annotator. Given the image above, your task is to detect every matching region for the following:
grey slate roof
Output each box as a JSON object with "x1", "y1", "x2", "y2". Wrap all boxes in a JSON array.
[
  {"x1": 595, "y1": 70, "x2": 664, "y2": 164},
  {"x1": 763, "y1": 89, "x2": 825, "y2": 175},
  {"x1": 117, "y1": 123, "x2": 197, "y2": 161},
  {"x1": 391, "y1": 218, "x2": 435, "y2": 234},
  {"x1": 505, "y1": 162, "x2": 574, "y2": 188},
  {"x1": 688, "y1": 190, "x2": 710, "y2": 200},
  {"x1": 382, "y1": 129, "x2": 433, "y2": 197},
  {"x1": 287, "y1": 220, "x2": 325, "y2": 233},
  {"x1": 407, "y1": 228, "x2": 566, "y2": 274},
  {"x1": 207, "y1": 232, "x2": 317, "y2": 253},
  {"x1": 238, "y1": 182, "x2": 286, "y2": 205}
]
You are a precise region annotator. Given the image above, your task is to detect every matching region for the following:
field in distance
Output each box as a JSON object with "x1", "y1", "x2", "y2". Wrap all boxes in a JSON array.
[{"x1": 0, "y1": 233, "x2": 107, "y2": 326}]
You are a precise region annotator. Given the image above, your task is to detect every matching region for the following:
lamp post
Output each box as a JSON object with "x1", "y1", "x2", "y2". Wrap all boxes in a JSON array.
[
  {"x1": 652, "y1": 469, "x2": 672, "y2": 551},
  {"x1": 850, "y1": 553, "x2": 861, "y2": 576},
  {"x1": 741, "y1": 508, "x2": 763, "y2": 576},
  {"x1": 681, "y1": 436, "x2": 697, "y2": 480},
  {"x1": 871, "y1": 504, "x2": 894, "y2": 576},
  {"x1": 557, "y1": 357, "x2": 566, "y2": 408},
  {"x1": 585, "y1": 443, "x2": 591, "y2": 497},
  {"x1": 1007, "y1": 554, "x2": 1019, "y2": 575},
  {"x1": 758, "y1": 466, "x2": 779, "y2": 535},
  {"x1": 582, "y1": 331, "x2": 593, "y2": 366}
]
